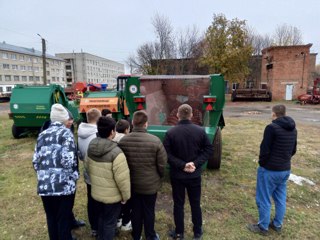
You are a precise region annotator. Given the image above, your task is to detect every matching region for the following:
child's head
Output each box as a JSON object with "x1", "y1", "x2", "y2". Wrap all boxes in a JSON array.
[
  {"x1": 87, "y1": 108, "x2": 101, "y2": 124},
  {"x1": 116, "y1": 119, "x2": 130, "y2": 134}
]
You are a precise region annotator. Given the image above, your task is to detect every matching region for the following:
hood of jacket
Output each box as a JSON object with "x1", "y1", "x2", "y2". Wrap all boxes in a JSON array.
[
  {"x1": 78, "y1": 123, "x2": 97, "y2": 139},
  {"x1": 272, "y1": 116, "x2": 296, "y2": 131},
  {"x1": 88, "y1": 137, "x2": 118, "y2": 158}
]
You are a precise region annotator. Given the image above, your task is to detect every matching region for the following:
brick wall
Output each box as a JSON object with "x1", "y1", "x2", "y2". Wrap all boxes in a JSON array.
[{"x1": 261, "y1": 44, "x2": 312, "y2": 100}]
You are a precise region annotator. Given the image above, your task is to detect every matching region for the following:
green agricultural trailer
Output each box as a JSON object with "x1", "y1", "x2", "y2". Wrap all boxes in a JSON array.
[
  {"x1": 137, "y1": 74, "x2": 225, "y2": 169},
  {"x1": 9, "y1": 84, "x2": 79, "y2": 138}
]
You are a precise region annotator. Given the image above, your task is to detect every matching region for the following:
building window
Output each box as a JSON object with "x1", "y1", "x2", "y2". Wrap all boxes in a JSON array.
[
  {"x1": 2, "y1": 53, "x2": 9, "y2": 59},
  {"x1": 35, "y1": 76, "x2": 40, "y2": 81},
  {"x1": 62, "y1": 77, "x2": 64, "y2": 81},
  {"x1": 34, "y1": 67, "x2": 39, "y2": 72},
  {"x1": 0, "y1": 75, "x2": 2, "y2": 81},
  {"x1": 57, "y1": 77, "x2": 59, "y2": 81},
  {"x1": 11, "y1": 54, "x2": 17, "y2": 60},
  {"x1": 20, "y1": 55, "x2": 25, "y2": 61},
  {"x1": 7, "y1": 86, "x2": 12, "y2": 91},
  {"x1": 27, "y1": 57, "x2": 32, "y2": 62},
  {"x1": 12, "y1": 65, "x2": 18, "y2": 70},
  {"x1": 28, "y1": 66, "x2": 32, "y2": 71},
  {"x1": 52, "y1": 77, "x2": 56, "y2": 82},
  {"x1": 66, "y1": 65, "x2": 72, "y2": 70},
  {"x1": 47, "y1": 71, "x2": 50, "y2": 76},
  {"x1": 20, "y1": 65, "x2": 26, "y2": 71},
  {"x1": 3, "y1": 64, "x2": 10, "y2": 70},
  {"x1": 14, "y1": 75, "x2": 19, "y2": 81},
  {"x1": 29, "y1": 76, "x2": 33, "y2": 81},
  {"x1": 22, "y1": 76, "x2": 27, "y2": 82},
  {"x1": 5, "y1": 75, "x2": 11, "y2": 81},
  {"x1": 0, "y1": 87, "x2": 2, "y2": 92}
]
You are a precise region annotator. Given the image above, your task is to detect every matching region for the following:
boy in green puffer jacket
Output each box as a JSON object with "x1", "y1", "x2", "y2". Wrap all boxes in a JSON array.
[{"x1": 86, "y1": 116, "x2": 130, "y2": 240}]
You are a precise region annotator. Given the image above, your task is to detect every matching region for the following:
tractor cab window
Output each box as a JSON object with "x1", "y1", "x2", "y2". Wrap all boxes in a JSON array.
[{"x1": 117, "y1": 77, "x2": 128, "y2": 91}]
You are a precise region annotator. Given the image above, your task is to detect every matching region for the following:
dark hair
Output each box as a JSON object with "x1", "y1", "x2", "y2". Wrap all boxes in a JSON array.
[
  {"x1": 97, "y1": 116, "x2": 116, "y2": 138},
  {"x1": 101, "y1": 109, "x2": 112, "y2": 117},
  {"x1": 177, "y1": 104, "x2": 192, "y2": 120},
  {"x1": 132, "y1": 110, "x2": 148, "y2": 127},
  {"x1": 272, "y1": 105, "x2": 286, "y2": 118},
  {"x1": 116, "y1": 119, "x2": 130, "y2": 133}
]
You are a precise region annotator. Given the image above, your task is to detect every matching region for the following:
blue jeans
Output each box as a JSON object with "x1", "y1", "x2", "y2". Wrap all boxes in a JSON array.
[{"x1": 256, "y1": 167, "x2": 290, "y2": 230}]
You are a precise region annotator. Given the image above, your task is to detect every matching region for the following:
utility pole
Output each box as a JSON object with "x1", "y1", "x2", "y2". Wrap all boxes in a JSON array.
[{"x1": 38, "y1": 34, "x2": 47, "y2": 85}]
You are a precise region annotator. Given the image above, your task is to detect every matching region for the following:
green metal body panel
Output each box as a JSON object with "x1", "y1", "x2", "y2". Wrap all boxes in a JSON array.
[
  {"x1": 84, "y1": 91, "x2": 119, "y2": 98},
  {"x1": 147, "y1": 125, "x2": 216, "y2": 142},
  {"x1": 10, "y1": 84, "x2": 80, "y2": 128},
  {"x1": 124, "y1": 77, "x2": 145, "y2": 119}
]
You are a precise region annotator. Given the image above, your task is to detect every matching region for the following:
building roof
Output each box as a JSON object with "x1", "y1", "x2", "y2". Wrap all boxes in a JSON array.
[
  {"x1": 0, "y1": 41, "x2": 64, "y2": 61},
  {"x1": 56, "y1": 52, "x2": 123, "y2": 66},
  {"x1": 262, "y1": 43, "x2": 313, "y2": 54}
]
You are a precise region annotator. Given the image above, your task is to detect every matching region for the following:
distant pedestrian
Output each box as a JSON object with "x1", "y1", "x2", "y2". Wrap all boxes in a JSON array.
[
  {"x1": 119, "y1": 110, "x2": 167, "y2": 240},
  {"x1": 163, "y1": 104, "x2": 213, "y2": 240},
  {"x1": 247, "y1": 104, "x2": 297, "y2": 236},
  {"x1": 86, "y1": 116, "x2": 131, "y2": 240},
  {"x1": 78, "y1": 108, "x2": 101, "y2": 237},
  {"x1": 113, "y1": 119, "x2": 132, "y2": 231},
  {"x1": 33, "y1": 103, "x2": 79, "y2": 240}
]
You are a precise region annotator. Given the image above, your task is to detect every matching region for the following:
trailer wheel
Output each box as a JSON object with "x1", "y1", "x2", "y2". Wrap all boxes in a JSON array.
[
  {"x1": 12, "y1": 124, "x2": 23, "y2": 139},
  {"x1": 231, "y1": 92, "x2": 237, "y2": 102},
  {"x1": 207, "y1": 127, "x2": 222, "y2": 169},
  {"x1": 267, "y1": 92, "x2": 272, "y2": 102}
]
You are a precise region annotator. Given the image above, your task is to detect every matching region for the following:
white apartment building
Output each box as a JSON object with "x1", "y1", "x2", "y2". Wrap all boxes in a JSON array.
[
  {"x1": 0, "y1": 41, "x2": 66, "y2": 93},
  {"x1": 56, "y1": 52, "x2": 124, "y2": 88}
]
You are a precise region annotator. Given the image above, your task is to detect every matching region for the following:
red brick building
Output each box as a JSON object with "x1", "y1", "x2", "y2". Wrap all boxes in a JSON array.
[{"x1": 261, "y1": 44, "x2": 315, "y2": 100}]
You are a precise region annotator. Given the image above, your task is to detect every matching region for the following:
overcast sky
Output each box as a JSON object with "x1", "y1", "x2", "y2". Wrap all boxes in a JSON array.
[{"x1": 1, "y1": 0, "x2": 319, "y2": 71}]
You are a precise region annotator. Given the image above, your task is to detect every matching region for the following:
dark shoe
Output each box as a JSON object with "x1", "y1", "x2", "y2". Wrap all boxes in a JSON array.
[
  {"x1": 91, "y1": 230, "x2": 98, "y2": 237},
  {"x1": 72, "y1": 219, "x2": 86, "y2": 229},
  {"x1": 269, "y1": 221, "x2": 282, "y2": 233},
  {"x1": 168, "y1": 230, "x2": 184, "y2": 240},
  {"x1": 193, "y1": 234, "x2": 202, "y2": 240},
  {"x1": 246, "y1": 224, "x2": 268, "y2": 236},
  {"x1": 72, "y1": 235, "x2": 78, "y2": 240}
]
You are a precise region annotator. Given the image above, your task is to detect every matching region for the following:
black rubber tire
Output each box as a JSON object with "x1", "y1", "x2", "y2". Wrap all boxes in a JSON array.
[
  {"x1": 207, "y1": 127, "x2": 222, "y2": 169},
  {"x1": 231, "y1": 92, "x2": 237, "y2": 102},
  {"x1": 12, "y1": 124, "x2": 23, "y2": 139}
]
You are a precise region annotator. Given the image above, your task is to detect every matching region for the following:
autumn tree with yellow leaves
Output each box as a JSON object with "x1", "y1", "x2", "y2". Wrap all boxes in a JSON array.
[{"x1": 201, "y1": 14, "x2": 253, "y2": 84}]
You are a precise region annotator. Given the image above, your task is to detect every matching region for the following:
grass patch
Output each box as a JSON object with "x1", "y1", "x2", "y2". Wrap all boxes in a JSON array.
[{"x1": 0, "y1": 114, "x2": 319, "y2": 239}]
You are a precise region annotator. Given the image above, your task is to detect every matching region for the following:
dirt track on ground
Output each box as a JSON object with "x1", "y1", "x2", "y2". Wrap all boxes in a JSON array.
[{"x1": 224, "y1": 101, "x2": 320, "y2": 126}]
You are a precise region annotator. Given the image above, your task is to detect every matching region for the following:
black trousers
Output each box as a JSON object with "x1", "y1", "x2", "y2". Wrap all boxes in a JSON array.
[
  {"x1": 41, "y1": 194, "x2": 75, "y2": 240},
  {"x1": 131, "y1": 192, "x2": 157, "y2": 240},
  {"x1": 97, "y1": 201, "x2": 121, "y2": 240},
  {"x1": 171, "y1": 176, "x2": 202, "y2": 236},
  {"x1": 86, "y1": 184, "x2": 100, "y2": 231},
  {"x1": 119, "y1": 198, "x2": 132, "y2": 225}
]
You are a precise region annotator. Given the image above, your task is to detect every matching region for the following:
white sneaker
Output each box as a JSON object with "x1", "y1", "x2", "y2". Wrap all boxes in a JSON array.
[
  {"x1": 117, "y1": 218, "x2": 122, "y2": 228},
  {"x1": 121, "y1": 221, "x2": 132, "y2": 231}
]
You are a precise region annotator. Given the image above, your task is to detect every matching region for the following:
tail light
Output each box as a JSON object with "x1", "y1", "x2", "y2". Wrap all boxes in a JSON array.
[
  {"x1": 203, "y1": 96, "x2": 216, "y2": 103},
  {"x1": 134, "y1": 96, "x2": 145, "y2": 110},
  {"x1": 203, "y1": 96, "x2": 216, "y2": 111}
]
